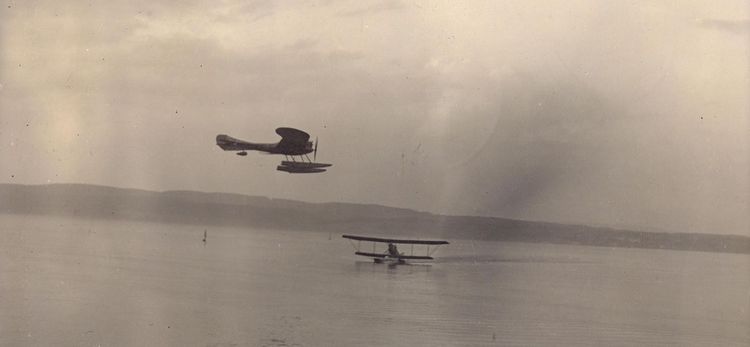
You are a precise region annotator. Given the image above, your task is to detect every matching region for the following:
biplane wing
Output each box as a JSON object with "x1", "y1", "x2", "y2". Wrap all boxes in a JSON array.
[
  {"x1": 354, "y1": 252, "x2": 434, "y2": 260},
  {"x1": 342, "y1": 234, "x2": 449, "y2": 263},
  {"x1": 342, "y1": 234, "x2": 449, "y2": 245},
  {"x1": 275, "y1": 127, "x2": 311, "y2": 153}
]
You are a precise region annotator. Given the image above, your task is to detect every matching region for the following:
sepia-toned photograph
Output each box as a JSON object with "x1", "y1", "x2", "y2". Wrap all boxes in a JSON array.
[{"x1": 1, "y1": 1, "x2": 748, "y2": 346}]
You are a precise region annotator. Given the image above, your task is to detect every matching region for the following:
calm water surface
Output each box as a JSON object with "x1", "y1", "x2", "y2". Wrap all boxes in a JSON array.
[{"x1": 1, "y1": 215, "x2": 748, "y2": 346}]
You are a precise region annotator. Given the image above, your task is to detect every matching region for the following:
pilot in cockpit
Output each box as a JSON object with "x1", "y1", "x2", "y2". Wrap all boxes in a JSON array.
[{"x1": 387, "y1": 243, "x2": 400, "y2": 257}]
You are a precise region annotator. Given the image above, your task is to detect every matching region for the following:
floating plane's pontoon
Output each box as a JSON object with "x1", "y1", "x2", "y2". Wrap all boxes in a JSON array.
[{"x1": 342, "y1": 234, "x2": 449, "y2": 264}]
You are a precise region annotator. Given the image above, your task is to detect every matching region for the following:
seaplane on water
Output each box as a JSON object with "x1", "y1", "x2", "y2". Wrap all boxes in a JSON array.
[
  {"x1": 342, "y1": 234, "x2": 449, "y2": 265},
  {"x1": 216, "y1": 127, "x2": 332, "y2": 174}
]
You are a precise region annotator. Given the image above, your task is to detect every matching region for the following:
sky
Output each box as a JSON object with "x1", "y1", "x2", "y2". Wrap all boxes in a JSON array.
[{"x1": 1, "y1": 1, "x2": 748, "y2": 235}]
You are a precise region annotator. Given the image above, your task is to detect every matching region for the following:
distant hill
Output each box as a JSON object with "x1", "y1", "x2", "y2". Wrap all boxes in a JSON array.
[{"x1": 1, "y1": 183, "x2": 748, "y2": 254}]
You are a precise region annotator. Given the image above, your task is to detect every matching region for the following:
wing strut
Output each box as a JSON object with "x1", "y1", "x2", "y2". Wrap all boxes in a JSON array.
[{"x1": 427, "y1": 245, "x2": 444, "y2": 257}]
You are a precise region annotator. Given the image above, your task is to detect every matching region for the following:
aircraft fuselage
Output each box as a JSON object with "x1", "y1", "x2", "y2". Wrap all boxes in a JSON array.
[
  {"x1": 241, "y1": 142, "x2": 313, "y2": 155},
  {"x1": 216, "y1": 134, "x2": 314, "y2": 156}
]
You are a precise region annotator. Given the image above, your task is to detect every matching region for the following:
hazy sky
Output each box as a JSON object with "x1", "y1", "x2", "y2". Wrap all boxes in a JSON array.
[{"x1": 1, "y1": 1, "x2": 748, "y2": 235}]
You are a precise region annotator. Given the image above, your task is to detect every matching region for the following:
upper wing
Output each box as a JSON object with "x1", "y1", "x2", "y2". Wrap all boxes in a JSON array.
[
  {"x1": 216, "y1": 134, "x2": 254, "y2": 151},
  {"x1": 275, "y1": 127, "x2": 310, "y2": 151},
  {"x1": 342, "y1": 234, "x2": 449, "y2": 245}
]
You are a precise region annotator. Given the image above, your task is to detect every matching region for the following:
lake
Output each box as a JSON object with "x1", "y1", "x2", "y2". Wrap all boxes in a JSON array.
[{"x1": 1, "y1": 214, "x2": 748, "y2": 346}]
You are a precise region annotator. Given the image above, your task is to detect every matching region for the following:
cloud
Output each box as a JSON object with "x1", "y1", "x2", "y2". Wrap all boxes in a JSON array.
[
  {"x1": 1, "y1": 0, "x2": 747, "y2": 235},
  {"x1": 338, "y1": 0, "x2": 406, "y2": 17},
  {"x1": 698, "y1": 19, "x2": 750, "y2": 35},
  {"x1": 430, "y1": 72, "x2": 620, "y2": 217}
]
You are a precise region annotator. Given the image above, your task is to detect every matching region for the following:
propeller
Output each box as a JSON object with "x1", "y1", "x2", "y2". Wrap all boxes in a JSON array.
[{"x1": 313, "y1": 137, "x2": 318, "y2": 161}]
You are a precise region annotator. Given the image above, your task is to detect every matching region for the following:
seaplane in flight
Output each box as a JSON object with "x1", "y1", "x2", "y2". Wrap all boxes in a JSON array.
[
  {"x1": 216, "y1": 127, "x2": 332, "y2": 174},
  {"x1": 342, "y1": 234, "x2": 449, "y2": 265}
]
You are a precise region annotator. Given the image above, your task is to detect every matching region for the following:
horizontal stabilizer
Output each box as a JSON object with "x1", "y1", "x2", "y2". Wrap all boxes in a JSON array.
[{"x1": 216, "y1": 134, "x2": 255, "y2": 151}]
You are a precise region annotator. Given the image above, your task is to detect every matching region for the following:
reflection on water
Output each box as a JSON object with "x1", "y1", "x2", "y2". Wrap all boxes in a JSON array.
[
  {"x1": 1, "y1": 215, "x2": 748, "y2": 346},
  {"x1": 353, "y1": 261, "x2": 433, "y2": 273},
  {"x1": 436, "y1": 255, "x2": 595, "y2": 264}
]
